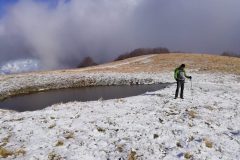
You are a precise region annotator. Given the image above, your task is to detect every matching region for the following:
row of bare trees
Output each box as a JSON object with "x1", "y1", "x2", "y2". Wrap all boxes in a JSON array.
[
  {"x1": 221, "y1": 52, "x2": 240, "y2": 58},
  {"x1": 77, "y1": 47, "x2": 170, "y2": 68},
  {"x1": 115, "y1": 47, "x2": 169, "y2": 61}
]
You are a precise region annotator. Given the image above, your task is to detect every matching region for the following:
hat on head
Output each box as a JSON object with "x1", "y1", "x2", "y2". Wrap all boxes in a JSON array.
[{"x1": 180, "y1": 64, "x2": 185, "y2": 68}]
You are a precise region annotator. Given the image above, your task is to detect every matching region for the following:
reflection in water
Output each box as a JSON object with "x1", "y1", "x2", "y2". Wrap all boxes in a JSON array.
[{"x1": 0, "y1": 83, "x2": 170, "y2": 112}]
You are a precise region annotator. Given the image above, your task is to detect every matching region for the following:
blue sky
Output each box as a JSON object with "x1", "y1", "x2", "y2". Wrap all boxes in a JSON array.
[
  {"x1": 0, "y1": 0, "x2": 70, "y2": 17},
  {"x1": 0, "y1": 0, "x2": 18, "y2": 16}
]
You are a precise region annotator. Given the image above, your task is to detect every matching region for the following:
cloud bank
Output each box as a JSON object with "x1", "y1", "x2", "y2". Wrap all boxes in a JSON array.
[{"x1": 0, "y1": 0, "x2": 240, "y2": 70}]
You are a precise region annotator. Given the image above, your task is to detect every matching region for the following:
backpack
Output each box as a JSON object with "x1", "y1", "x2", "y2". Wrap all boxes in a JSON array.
[{"x1": 174, "y1": 68, "x2": 179, "y2": 80}]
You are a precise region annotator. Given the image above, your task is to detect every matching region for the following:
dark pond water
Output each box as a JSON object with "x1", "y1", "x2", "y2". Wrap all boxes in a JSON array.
[{"x1": 0, "y1": 83, "x2": 171, "y2": 112}]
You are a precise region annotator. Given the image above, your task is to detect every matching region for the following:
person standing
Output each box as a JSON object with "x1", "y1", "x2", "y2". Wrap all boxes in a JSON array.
[{"x1": 174, "y1": 64, "x2": 192, "y2": 99}]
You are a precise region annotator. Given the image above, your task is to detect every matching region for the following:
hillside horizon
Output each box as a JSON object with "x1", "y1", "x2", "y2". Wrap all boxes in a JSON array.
[{"x1": 1, "y1": 53, "x2": 240, "y2": 76}]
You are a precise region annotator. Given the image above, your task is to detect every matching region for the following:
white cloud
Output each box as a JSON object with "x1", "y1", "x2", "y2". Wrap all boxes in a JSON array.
[
  {"x1": 0, "y1": 0, "x2": 139, "y2": 69},
  {"x1": 0, "y1": 0, "x2": 239, "y2": 70},
  {"x1": 0, "y1": 25, "x2": 4, "y2": 35}
]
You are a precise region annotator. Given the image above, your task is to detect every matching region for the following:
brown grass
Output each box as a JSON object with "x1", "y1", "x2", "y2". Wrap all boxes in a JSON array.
[
  {"x1": 73, "y1": 53, "x2": 240, "y2": 74},
  {"x1": 55, "y1": 140, "x2": 64, "y2": 147},
  {"x1": 0, "y1": 147, "x2": 14, "y2": 158},
  {"x1": 0, "y1": 147, "x2": 26, "y2": 158},
  {"x1": 188, "y1": 110, "x2": 197, "y2": 119},
  {"x1": 204, "y1": 138, "x2": 213, "y2": 148},
  {"x1": 184, "y1": 152, "x2": 193, "y2": 159},
  {"x1": 128, "y1": 150, "x2": 137, "y2": 160}
]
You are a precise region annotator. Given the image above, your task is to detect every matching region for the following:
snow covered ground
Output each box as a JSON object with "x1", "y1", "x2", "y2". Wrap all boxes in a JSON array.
[
  {"x1": 0, "y1": 72, "x2": 239, "y2": 159},
  {"x1": 0, "y1": 72, "x2": 169, "y2": 100}
]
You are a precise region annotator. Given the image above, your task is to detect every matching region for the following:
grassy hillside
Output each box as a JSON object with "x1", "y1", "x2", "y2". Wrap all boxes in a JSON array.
[{"x1": 78, "y1": 53, "x2": 240, "y2": 74}]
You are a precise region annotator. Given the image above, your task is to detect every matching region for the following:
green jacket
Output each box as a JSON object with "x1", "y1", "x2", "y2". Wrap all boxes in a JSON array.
[{"x1": 174, "y1": 68, "x2": 190, "y2": 80}]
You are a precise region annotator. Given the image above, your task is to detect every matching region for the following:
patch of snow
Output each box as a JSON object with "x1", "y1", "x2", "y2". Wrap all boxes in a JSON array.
[
  {"x1": 0, "y1": 59, "x2": 41, "y2": 74},
  {"x1": 0, "y1": 72, "x2": 239, "y2": 159},
  {"x1": 141, "y1": 58, "x2": 152, "y2": 64}
]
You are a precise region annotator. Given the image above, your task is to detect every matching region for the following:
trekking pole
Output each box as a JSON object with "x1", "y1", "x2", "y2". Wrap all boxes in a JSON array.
[{"x1": 190, "y1": 79, "x2": 193, "y2": 100}]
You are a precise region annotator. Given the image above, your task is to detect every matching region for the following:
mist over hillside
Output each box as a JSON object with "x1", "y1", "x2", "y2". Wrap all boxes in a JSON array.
[{"x1": 0, "y1": 0, "x2": 240, "y2": 71}]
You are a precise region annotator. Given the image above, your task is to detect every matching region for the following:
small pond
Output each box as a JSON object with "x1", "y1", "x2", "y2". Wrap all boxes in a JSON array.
[{"x1": 0, "y1": 83, "x2": 171, "y2": 112}]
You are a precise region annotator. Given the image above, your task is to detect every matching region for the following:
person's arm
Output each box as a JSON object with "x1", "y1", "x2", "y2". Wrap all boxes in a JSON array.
[{"x1": 184, "y1": 69, "x2": 192, "y2": 79}]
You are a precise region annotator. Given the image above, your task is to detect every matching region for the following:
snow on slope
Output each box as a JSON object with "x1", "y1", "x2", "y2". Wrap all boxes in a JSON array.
[
  {"x1": 0, "y1": 72, "x2": 239, "y2": 159},
  {"x1": 0, "y1": 59, "x2": 41, "y2": 75}
]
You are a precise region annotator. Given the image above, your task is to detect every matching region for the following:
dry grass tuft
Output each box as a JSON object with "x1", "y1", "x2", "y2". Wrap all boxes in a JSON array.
[
  {"x1": 188, "y1": 110, "x2": 197, "y2": 119},
  {"x1": 116, "y1": 144, "x2": 124, "y2": 152},
  {"x1": 15, "y1": 148, "x2": 26, "y2": 156},
  {"x1": 0, "y1": 135, "x2": 11, "y2": 147},
  {"x1": 0, "y1": 147, "x2": 26, "y2": 158},
  {"x1": 0, "y1": 147, "x2": 14, "y2": 158},
  {"x1": 48, "y1": 151, "x2": 62, "y2": 160},
  {"x1": 48, "y1": 123, "x2": 56, "y2": 129},
  {"x1": 184, "y1": 152, "x2": 193, "y2": 159},
  {"x1": 64, "y1": 132, "x2": 74, "y2": 139},
  {"x1": 97, "y1": 127, "x2": 106, "y2": 133},
  {"x1": 204, "y1": 139, "x2": 213, "y2": 148},
  {"x1": 128, "y1": 149, "x2": 137, "y2": 160},
  {"x1": 55, "y1": 140, "x2": 64, "y2": 147}
]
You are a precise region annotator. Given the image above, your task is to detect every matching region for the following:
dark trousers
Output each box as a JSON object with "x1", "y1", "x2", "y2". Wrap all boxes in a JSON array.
[{"x1": 175, "y1": 80, "x2": 184, "y2": 98}]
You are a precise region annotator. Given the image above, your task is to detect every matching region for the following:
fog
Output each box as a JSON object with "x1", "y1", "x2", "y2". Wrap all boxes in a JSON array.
[{"x1": 0, "y1": 0, "x2": 239, "y2": 70}]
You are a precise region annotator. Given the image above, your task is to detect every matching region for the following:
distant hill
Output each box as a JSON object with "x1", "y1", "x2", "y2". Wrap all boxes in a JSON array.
[
  {"x1": 221, "y1": 52, "x2": 240, "y2": 58},
  {"x1": 115, "y1": 47, "x2": 169, "y2": 61},
  {"x1": 77, "y1": 57, "x2": 98, "y2": 68}
]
